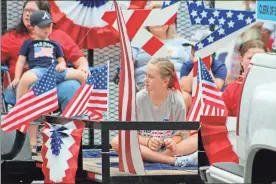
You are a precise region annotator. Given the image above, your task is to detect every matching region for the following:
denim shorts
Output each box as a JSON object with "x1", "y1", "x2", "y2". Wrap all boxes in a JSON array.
[{"x1": 29, "y1": 67, "x2": 68, "y2": 83}]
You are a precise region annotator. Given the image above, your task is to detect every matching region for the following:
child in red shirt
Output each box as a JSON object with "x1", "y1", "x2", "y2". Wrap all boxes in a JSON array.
[{"x1": 222, "y1": 40, "x2": 267, "y2": 116}]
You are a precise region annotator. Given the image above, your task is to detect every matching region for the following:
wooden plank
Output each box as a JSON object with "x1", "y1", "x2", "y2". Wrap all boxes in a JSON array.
[{"x1": 33, "y1": 155, "x2": 197, "y2": 176}]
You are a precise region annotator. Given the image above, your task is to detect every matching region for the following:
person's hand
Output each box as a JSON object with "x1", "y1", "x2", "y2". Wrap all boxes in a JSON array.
[
  {"x1": 9, "y1": 78, "x2": 20, "y2": 89},
  {"x1": 163, "y1": 138, "x2": 177, "y2": 152},
  {"x1": 77, "y1": 65, "x2": 91, "y2": 76},
  {"x1": 56, "y1": 62, "x2": 66, "y2": 72},
  {"x1": 147, "y1": 137, "x2": 164, "y2": 151}
]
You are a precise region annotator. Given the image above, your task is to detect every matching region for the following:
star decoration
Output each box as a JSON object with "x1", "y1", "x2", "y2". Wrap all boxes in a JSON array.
[
  {"x1": 191, "y1": 10, "x2": 197, "y2": 17},
  {"x1": 219, "y1": 17, "x2": 226, "y2": 25},
  {"x1": 226, "y1": 11, "x2": 233, "y2": 18},
  {"x1": 201, "y1": 10, "x2": 208, "y2": 18},
  {"x1": 237, "y1": 13, "x2": 244, "y2": 20},
  {"x1": 228, "y1": 20, "x2": 235, "y2": 28},
  {"x1": 207, "y1": 36, "x2": 214, "y2": 43},
  {"x1": 186, "y1": 0, "x2": 257, "y2": 58}
]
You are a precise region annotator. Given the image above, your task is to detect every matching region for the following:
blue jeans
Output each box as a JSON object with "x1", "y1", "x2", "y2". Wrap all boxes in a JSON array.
[
  {"x1": 29, "y1": 67, "x2": 68, "y2": 83},
  {"x1": 3, "y1": 80, "x2": 81, "y2": 124}
]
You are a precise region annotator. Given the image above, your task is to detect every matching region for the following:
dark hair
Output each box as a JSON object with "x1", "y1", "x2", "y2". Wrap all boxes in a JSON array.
[
  {"x1": 8, "y1": 0, "x2": 51, "y2": 34},
  {"x1": 239, "y1": 40, "x2": 267, "y2": 74}
]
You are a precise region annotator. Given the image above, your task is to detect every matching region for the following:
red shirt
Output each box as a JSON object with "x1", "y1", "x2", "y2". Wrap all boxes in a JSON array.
[
  {"x1": 222, "y1": 77, "x2": 244, "y2": 117},
  {"x1": 1, "y1": 29, "x2": 84, "y2": 87}
]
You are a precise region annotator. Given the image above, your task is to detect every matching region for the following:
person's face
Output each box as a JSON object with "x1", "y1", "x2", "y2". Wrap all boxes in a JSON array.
[
  {"x1": 34, "y1": 23, "x2": 53, "y2": 39},
  {"x1": 145, "y1": 64, "x2": 168, "y2": 92},
  {"x1": 23, "y1": 1, "x2": 39, "y2": 29},
  {"x1": 241, "y1": 48, "x2": 265, "y2": 73},
  {"x1": 148, "y1": 25, "x2": 169, "y2": 36}
]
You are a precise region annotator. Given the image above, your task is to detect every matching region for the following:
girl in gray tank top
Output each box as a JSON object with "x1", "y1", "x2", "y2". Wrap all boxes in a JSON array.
[{"x1": 111, "y1": 57, "x2": 198, "y2": 167}]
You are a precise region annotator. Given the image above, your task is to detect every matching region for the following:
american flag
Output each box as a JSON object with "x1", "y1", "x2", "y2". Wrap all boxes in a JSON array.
[
  {"x1": 186, "y1": 0, "x2": 256, "y2": 58},
  {"x1": 61, "y1": 63, "x2": 109, "y2": 120},
  {"x1": 114, "y1": 0, "x2": 145, "y2": 175},
  {"x1": 187, "y1": 58, "x2": 228, "y2": 122},
  {"x1": 34, "y1": 46, "x2": 54, "y2": 58},
  {"x1": 1, "y1": 64, "x2": 58, "y2": 133}
]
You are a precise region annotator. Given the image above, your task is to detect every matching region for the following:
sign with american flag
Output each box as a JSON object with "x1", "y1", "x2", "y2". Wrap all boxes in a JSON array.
[
  {"x1": 114, "y1": 0, "x2": 145, "y2": 175},
  {"x1": 188, "y1": 58, "x2": 228, "y2": 122},
  {"x1": 61, "y1": 62, "x2": 109, "y2": 120},
  {"x1": 186, "y1": 0, "x2": 257, "y2": 58},
  {"x1": 1, "y1": 64, "x2": 59, "y2": 133}
]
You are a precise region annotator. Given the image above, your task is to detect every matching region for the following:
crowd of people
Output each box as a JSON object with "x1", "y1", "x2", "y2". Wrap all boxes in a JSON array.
[{"x1": 1, "y1": 0, "x2": 275, "y2": 166}]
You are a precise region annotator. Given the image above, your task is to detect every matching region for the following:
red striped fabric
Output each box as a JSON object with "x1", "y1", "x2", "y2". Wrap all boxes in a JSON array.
[{"x1": 114, "y1": 0, "x2": 145, "y2": 175}]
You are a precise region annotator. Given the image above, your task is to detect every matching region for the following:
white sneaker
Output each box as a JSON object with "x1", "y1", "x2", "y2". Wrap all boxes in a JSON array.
[{"x1": 174, "y1": 151, "x2": 198, "y2": 167}]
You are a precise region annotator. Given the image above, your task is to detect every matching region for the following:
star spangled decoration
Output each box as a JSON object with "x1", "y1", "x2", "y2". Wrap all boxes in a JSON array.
[
  {"x1": 50, "y1": 126, "x2": 68, "y2": 156},
  {"x1": 186, "y1": 0, "x2": 257, "y2": 58},
  {"x1": 42, "y1": 120, "x2": 84, "y2": 183},
  {"x1": 162, "y1": 0, "x2": 180, "y2": 8}
]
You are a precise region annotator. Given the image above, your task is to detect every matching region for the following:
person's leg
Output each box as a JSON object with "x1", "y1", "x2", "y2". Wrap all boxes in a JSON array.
[
  {"x1": 23, "y1": 68, "x2": 47, "y2": 153},
  {"x1": 28, "y1": 124, "x2": 39, "y2": 153},
  {"x1": 110, "y1": 136, "x2": 176, "y2": 164},
  {"x1": 65, "y1": 68, "x2": 87, "y2": 85},
  {"x1": 16, "y1": 71, "x2": 38, "y2": 101},
  {"x1": 173, "y1": 135, "x2": 198, "y2": 156}
]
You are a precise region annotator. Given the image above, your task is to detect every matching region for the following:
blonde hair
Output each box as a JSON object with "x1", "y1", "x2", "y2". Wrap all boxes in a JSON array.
[
  {"x1": 145, "y1": 1, "x2": 177, "y2": 39},
  {"x1": 149, "y1": 58, "x2": 175, "y2": 88}
]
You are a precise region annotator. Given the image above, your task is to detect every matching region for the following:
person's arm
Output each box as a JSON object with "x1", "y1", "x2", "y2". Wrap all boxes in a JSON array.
[
  {"x1": 138, "y1": 135, "x2": 151, "y2": 146},
  {"x1": 12, "y1": 40, "x2": 29, "y2": 82},
  {"x1": 55, "y1": 42, "x2": 67, "y2": 72},
  {"x1": 51, "y1": 30, "x2": 90, "y2": 74},
  {"x1": 1, "y1": 33, "x2": 12, "y2": 64},
  {"x1": 10, "y1": 55, "x2": 27, "y2": 88},
  {"x1": 71, "y1": 56, "x2": 90, "y2": 75},
  {"x1": 212, "y1": 60, "x2": 227, "y2": 91},
  {"x1": 180, "y1": 61, "x2": 194, "y2": 93}
]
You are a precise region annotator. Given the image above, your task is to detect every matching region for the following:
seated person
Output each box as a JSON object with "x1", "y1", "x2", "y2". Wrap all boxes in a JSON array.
[
  {"x1": 10, "y1": 10, "x2": 86, "y2": 101},
  {"x1": 133, "y1": 1, "x2": 191, "y2": 91},
  {"x1": 111, "y1": 58, "x2": 198, "y2": 167},
  {"x1": 180, "y1": 29, "x2": 227, "y2": 95},
  {"x1": 222, "y1": 40, "x2": 267, "y2": 116},
  {"x1": 1, "y1": 0, "x2": 90, "y2": 155}
]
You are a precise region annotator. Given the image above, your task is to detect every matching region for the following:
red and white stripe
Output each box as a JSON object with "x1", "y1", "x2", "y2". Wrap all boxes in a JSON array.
[
  {"x1": 103, "y1": 2, "x2": 180, "y2": 57},
  {"x1": 114, "y1": 0, "x2": 145, "y2": 175},
  {"x1": 61, "y1": 84, "x2": 94, "y2": 118},
  {"x1": 1, "y1": 88, "x2": 58, "y2": 132}
]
